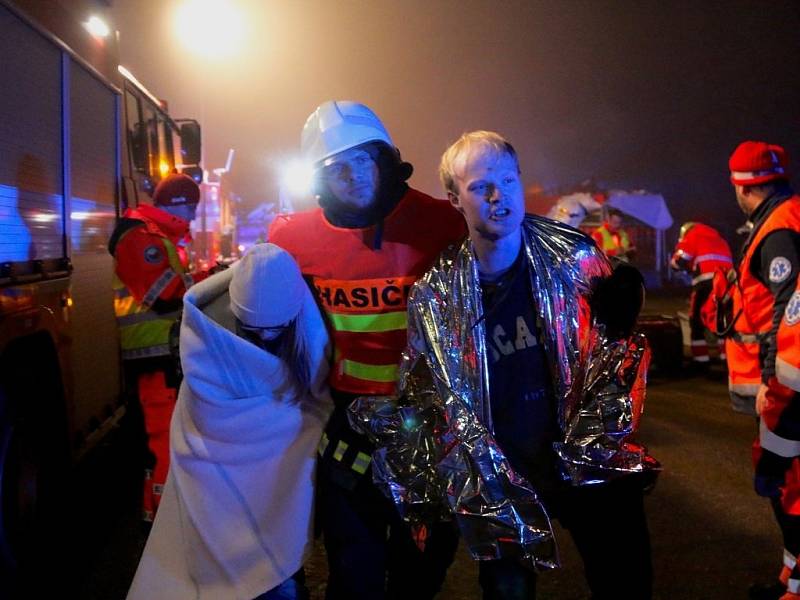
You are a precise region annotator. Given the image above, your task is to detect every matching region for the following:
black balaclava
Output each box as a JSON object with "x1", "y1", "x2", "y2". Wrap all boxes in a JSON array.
[{"x1": 316, "y1": 142, "x2": 413, "y2": 243}]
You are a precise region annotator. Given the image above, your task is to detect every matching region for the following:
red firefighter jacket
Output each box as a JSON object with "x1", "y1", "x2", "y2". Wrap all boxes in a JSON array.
[
  {"x1": 671, "y1": 223, "x2": 733, "y2": 285},
  {"x1": 268, "y1": 188, "x2": 466, "y2": 396}
]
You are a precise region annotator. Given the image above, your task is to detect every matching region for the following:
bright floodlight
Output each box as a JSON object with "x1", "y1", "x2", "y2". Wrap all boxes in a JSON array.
[
  {"x1": 175, "y1": 0, "x2": 246, "y2": 59},
  {"x1": 85, "y1": 15, "x2": 110, "y2": 38},
  {"x1": 281, "y1": 159, "x2": 314, "y2": 197}
]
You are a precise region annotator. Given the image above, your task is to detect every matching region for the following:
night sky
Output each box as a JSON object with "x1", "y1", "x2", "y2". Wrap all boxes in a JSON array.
[{"x1": 111, "y1": 0, "x2": 800, "y2": 244}]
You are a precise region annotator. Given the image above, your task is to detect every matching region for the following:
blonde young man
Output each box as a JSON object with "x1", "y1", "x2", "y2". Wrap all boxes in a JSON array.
[{"x1": 368, "y1": 131, "x2": 655, "y2": 599}]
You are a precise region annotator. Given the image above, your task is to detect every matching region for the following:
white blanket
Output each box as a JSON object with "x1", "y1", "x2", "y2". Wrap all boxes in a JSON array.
[{"x1": 128, "y1": 265, "x2": 332, "y2": 600}]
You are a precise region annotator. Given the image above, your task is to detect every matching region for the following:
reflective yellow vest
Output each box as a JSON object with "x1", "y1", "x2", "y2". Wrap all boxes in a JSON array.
[{"x1": 594, "y1": 224, "x2": 631, "y2": 257}]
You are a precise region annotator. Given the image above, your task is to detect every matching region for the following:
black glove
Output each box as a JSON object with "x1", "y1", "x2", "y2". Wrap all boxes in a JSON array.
[{"x1": 591, "y1": 260, "x2": 645, "y2": 340}]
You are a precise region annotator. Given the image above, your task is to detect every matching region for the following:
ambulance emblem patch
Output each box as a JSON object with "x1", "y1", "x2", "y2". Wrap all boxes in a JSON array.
[
  {"x1": 144, "y1": 245, "x2": 163, "y2": 264},
  {"x1": 785, "y1": 291, "x2": 800, "y2": 326},
  {"x1": 769, "y1": 256, "x2": 791, "y2": 283}
]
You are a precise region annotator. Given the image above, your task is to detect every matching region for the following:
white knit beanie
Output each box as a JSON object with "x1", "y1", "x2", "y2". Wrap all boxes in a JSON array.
[{"x1": 229, "y1": 243, "x2": 306, "y2": 327}]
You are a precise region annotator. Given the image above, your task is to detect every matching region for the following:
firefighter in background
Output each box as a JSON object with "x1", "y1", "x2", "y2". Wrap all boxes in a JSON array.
[
  {"x1": 670, "y1": 222, "x2": 733, "y2": 365},
  {"x1": 269, "y1": 100, "x2": 466, "y2": 600},
  {"x1": 710, "y1": 141, "x2": 800, "y2": 600},
  {"x1": 592, "y1": 207, "x2": 636, "y2": 261},
  {"x1": 108, "y1": 173, "x2": 208, "y2": 522}
]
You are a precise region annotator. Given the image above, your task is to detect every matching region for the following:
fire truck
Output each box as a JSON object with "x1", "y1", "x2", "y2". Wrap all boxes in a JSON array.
[{"x1": 0, "y1": 0, "x2": 201, "y2": 575}]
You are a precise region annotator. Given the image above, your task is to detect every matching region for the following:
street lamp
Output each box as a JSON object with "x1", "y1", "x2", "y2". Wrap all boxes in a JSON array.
[
  {"x1": 173, "y1": 0, "x2": 246, "y2": 60},
  {"x1": 84, "y1": 15, "x2": 110, "y2": 38}
]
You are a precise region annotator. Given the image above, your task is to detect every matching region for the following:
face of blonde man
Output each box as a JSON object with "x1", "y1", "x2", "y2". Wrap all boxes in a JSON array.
[{"x1": 448, "y1": 149, "x2": 524, "y2": 244}]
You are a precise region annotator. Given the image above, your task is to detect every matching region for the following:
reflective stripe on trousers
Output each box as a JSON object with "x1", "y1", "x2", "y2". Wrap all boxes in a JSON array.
[
  {"x1": 777, "y1": 356, "x2": 800, "y2": 394},
  {"x1": 761, "y1": 418, "x2": 800, "y2": 458},
  {"x1": 318, "y1": 432, "x2": 372, "y2": 475}
]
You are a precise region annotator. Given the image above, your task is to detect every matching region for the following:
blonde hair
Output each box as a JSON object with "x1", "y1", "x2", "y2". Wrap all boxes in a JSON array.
[{"x1": 439, "y1": 130, "x2": 520, "y2": 196}]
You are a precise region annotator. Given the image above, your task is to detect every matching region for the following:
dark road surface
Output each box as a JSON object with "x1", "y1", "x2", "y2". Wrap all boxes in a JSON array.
[{"x1": 57, "y1": 293, "x2": 781, "y2": 599}]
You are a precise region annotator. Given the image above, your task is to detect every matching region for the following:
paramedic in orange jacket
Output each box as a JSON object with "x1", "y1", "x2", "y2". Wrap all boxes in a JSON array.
[
  {"x1": 108, "y1": 173, "x2": 207, "y2": 522},
  {"x1": 722, "y1": 141, "x2": 800, "y2": 600},
  {"x1": 670, "y1": 222, "x2": 733, "y2": 364},
  {"x1": 269, "y1": 101, "x2": 466, "y2": 600}
]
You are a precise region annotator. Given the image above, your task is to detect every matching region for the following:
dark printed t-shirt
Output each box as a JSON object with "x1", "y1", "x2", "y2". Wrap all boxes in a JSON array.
[{"x1": 480, "y1": 253, "x2": 559, "y2": 490}]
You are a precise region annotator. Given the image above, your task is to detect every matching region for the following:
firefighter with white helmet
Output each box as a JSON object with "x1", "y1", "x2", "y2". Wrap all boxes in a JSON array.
[
  {"x1": 269, "y1": 100, "x2": 465, "y2": 599},
  {"x1": 670, "y1": 221, "x2": 733, "y2": 365}
]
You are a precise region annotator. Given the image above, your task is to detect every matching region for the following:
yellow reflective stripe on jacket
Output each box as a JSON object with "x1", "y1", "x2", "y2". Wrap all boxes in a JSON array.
[
  {"x1": 332, "y1": 440, "x2": 348, "y2": 461},
  {"x1": 162, "y1": 237, "x2": 185, "y2": 275},
  {"x1": 318, "y1": 432, "x2": 330, "y2": 456},
  {"x1": 114, "y1": 286, "x2": 174, "y2": 355},
  {"x1": 116, "y1": 310, "x2": 181, "y2": 327},
  {"x1": 119, "y1": 319, "x2": 173, "y2": 352},
  {"x1": 327, "y1": 310, "x2": 407, "y2": 333},
  {"x1": 351, "y1": 452, "x2": 371, "y2": 474},
  {"x1": 341, "y1": 359, "x2": 398, "y2": 383},
  {"x1": 114, "y1": 294, "x2": 137, "y2": 318}
]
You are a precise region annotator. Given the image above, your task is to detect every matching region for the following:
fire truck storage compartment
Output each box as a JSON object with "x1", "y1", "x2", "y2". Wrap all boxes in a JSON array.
[
  {"x1": 0, "y1": 4, "x2": 64, "y2": 266},
  {"x1": 0, "y1": 2, "x2": 121, "y2": 447}
]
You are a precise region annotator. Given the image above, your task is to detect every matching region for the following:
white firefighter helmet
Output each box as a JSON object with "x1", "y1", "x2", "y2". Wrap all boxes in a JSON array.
[{"x1": 301, "y1": 100, "x2": 393, "y2": 166}]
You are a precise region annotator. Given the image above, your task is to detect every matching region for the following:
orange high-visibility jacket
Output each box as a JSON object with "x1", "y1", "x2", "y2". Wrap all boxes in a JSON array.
[
  {"x1": 269, "y1": 188, "x2": 466, "y2": 396},
  {"x1": 730, "y1": 196, "x2": 800, "y2": 455}
]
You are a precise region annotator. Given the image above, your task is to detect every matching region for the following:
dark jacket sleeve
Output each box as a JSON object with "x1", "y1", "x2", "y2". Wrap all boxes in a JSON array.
[{"x1": 752, "y1": 229, "x2": 800, "y2": 381}]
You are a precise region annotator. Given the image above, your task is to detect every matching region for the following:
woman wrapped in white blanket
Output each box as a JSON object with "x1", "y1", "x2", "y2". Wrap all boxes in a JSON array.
[{"x1": 128, "y1": 243, "x2": 332, "y2": 600}]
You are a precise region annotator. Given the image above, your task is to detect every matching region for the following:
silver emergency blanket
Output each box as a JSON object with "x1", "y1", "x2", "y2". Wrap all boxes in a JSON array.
[{"x1": 350, "y1": 215, "x2": 658, "y2": 570}]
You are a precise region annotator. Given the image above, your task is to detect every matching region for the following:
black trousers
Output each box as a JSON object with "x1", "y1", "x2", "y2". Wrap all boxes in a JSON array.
[
  {"x1": 689, "y1": 279, "x2": 713, "y2": 341},
  {"x1": 478, "y1": 474, "x2": 653, "y2": 600},
  {"x1": 756, "y1": 443, "x2": 800, "y2": 577},
  {"x1": 318, "y1": 468, "x2": 459, "y2": 600}
]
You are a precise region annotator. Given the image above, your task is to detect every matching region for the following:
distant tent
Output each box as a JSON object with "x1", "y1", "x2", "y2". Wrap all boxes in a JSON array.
[
  {"x1": 542, "y1": 187, "x2": 675, "y2": 284},
  {"x1": 605, "y1": 190, "x2": 674, "y2": 280},
  {"x1": 606, "y1": 190, "x2": 673, "y2": 230},
  {"x1": 546, "y1": 192, "x2": 604, "y2": 227}
]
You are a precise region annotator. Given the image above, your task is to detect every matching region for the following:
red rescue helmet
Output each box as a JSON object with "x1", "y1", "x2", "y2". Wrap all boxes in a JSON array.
[
  {"x1": 729, "y1": 141, "x2": 789, "y2": 186},
  {"x1": 152, "y1": 173, "x2": 200, "y2": 207}
]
